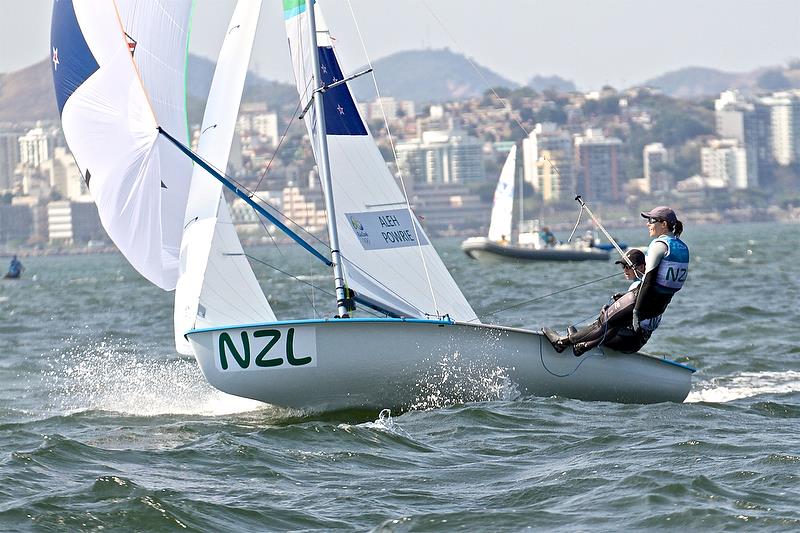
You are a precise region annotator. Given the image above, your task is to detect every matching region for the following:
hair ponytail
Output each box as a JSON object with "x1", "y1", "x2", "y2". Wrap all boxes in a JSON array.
[{"x1": 673, "y1": 220, "x2": 683, "y2": 237}]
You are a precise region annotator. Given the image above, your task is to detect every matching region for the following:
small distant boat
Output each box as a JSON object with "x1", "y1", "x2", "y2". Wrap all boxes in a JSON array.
[
  {"x1": 462, "y1": 235, "x2": 610, "y2": 262},
  {"x1": 462, "y1": 147, "x2": 610, "y2": 262}
]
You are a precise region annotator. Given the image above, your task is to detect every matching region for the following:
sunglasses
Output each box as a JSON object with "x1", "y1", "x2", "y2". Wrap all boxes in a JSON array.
[{"x1": 646, "y1": 217, "x2": 663, "y2": 225}]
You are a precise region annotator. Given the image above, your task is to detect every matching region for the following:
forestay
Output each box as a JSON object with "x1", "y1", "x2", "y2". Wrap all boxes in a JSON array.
[
  {"x1": 51, "y1": 0, "x2": 193, "y2": 290},
  {"x1": 174, "y1": 0, "x2": 275, "y2": 354},
  {"x1": 284, "y1": 0, "x2": 478, "y2": 322},
  {"x1": 487, "y1": 145, "x2": 516, "y2": 243}
]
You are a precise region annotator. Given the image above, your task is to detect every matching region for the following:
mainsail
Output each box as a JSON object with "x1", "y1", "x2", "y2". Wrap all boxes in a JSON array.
[
  {"x1": 487, "y1": 145, "x2": 517, "y2": 243},
  {"x1": 173, "y1": 0, "x2": 275, "y2": 354},
  {"x1": 284, "y1": 0, "x2": 478, "y2": 322},
  {"x1": 51, "y1": 0, "x2": 193, "y2": 290}
]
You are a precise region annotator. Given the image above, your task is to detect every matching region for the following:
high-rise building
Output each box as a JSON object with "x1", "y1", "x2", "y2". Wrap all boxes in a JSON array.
[
  {"x1": 643, "y1": 142, "x2": 670, "y2": 194},
  {"x1": 18, "y1": 126, "x2": 50, "y2": 167},
  {"x1": 47, "y1": 200, "x2": 105, "y2": 245},
  {"x1": 41, "y1": 147, "x2": 89, "y2": 200},
  {"x1": 760, "y1": 94, "x2": 794, "y2": 166},
  {"x1": 395, "y1": 130, "x2": 484, "y2": 184},
  {"x1": 368, "y1": 97, "x2": 397, "y2": 121},
  {"x1": 701, "y1": 139, "x2": 749, "y2": 189},
  {"x1": 0, "y1": 204, "x2": 33, "y2": 244},
  {"x1": 522, "y1": 122, "x2": 574, "y2": 202},
  {"x1": 252, "y1": 112, "x2": 279, "y2": 146},
  {"x1": 0, "y1": 131, "x2": 20, "y2": 192},
  {"x1": 573, "y1": 129, "x2": 623, "y2": 202},
  {"x1": 715, "y1": 90, "x2": 770, "y2": 188}
]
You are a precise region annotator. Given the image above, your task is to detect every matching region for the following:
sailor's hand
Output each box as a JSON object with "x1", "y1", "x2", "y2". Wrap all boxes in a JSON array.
[{"x1": 632, "y1": 310, "x2": 640, "y2": 332}]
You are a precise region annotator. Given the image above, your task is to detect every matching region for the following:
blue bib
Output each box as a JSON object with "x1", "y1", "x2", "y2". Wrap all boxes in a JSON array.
[{"x1": 652, "y1": 235, "x2": 689, "y2": 293}]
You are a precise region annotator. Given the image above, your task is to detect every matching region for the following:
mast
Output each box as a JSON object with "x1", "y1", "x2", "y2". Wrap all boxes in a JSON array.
[
  {"x1": 517, "y1": 149, "x2": 524, "y2": 244},
  {"x1": 307, "y1": 1, "x2": 350, "y2": 318}
]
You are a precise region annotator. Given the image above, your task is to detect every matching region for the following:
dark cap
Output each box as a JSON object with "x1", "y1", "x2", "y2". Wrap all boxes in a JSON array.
[
  {"x1": 614, "y1": 248, "x2": 645, "y2": 266},
  {"x1": 641, "y1": 206, "x2": 677, "y2": 225}
]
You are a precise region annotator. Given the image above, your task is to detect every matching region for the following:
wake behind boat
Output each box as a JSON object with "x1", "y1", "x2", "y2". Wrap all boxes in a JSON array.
[{"x1": 50, "y1": 0, "x2": 693, "y2": 411}]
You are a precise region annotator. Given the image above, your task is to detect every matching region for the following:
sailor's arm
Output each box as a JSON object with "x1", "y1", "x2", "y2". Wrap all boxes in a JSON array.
[{"x1": 633, "y1": 242, "x2": 667, "y2": 327}]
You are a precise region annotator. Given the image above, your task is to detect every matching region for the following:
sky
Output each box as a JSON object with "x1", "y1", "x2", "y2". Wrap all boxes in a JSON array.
[{"x1": 2, "y1": 0, "x2": 799, "y2": 91}]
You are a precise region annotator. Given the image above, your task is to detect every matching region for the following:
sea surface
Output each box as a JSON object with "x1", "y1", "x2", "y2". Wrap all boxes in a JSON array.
[{"x1": 1, "y1": 221, "x2": 798, "y2": 531}]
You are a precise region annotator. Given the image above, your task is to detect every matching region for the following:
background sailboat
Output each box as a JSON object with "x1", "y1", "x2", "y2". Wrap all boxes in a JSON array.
[
  {"x1": 51, "y1": 0, "x2": 693, "y2": 411},
  {"x1": 462, "y1": 146, "x2": 611, "y2": 262}
]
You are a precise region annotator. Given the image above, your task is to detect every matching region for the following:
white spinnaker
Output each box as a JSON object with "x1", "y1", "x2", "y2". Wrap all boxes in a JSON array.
[
  {"x1": 487, "y1": 145, "x2": 516, "y2": 242},
  {"x1": 52, "y1": 0, "x2": 185, "y2": 289},
  {"x1": 116, "y1": 0, "x2": 194, "y2": 273},
  {"x1": 284, "y1": 1, "x2": 477, "y2": 322},
  {"x1": 174, "y1": 0, "x2": 273, "y2": 354}
]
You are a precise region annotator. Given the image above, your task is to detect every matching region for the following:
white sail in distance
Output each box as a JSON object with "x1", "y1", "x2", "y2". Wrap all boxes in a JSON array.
[
  {"x1": 487, "y1": 145, "x2": 517, "y2": 243},
  {"x1": 174, "y1": 0, "x2": 275, "y2": 354},
  {"x1": 50, "y1": 0, "x2": 193, "y2": 290},
  {"x1": 284, "y1": 0, "x2": 477, "y2": 322}
]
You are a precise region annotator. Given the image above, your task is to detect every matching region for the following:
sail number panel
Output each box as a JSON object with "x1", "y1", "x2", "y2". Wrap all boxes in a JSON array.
[
  {"x1": 214, "y1": 327, "x2": 317, "y2": 371},
  {"x1": 345, "y1": 209, "x2": 429, "y2": 251}
]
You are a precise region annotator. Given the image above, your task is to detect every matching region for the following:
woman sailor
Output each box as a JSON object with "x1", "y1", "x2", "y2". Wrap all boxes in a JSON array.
[
  {"x1": 633, "y1": 206, "x2": 689, "y2": 333},
  {"x1": 543, "y1": 206, "x2": 689, "y2": 356}
]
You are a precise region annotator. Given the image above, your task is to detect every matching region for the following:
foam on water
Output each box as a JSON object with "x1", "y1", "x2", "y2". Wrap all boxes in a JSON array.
[
  {"x1": 686, "y1": 370, "x2": 800, "y2": 403},
  {"x1": 44, "y1": 336, "x2": 264, "y2": 417},
  {"x1": 353, "y1": 408, "x2": 413, "y2": 439},
  {"x1": 408, "y1": 351, "x2": 520, "y2": 411}
]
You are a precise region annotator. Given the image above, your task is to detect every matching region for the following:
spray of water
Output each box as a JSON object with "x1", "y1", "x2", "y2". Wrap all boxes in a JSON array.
[
  {"x1": 407, "y1": 351, "x2": 520, "y2": 411},
  {"x1": 43, "y1": 335, "x2": 265, "y2": 416},
  {"x1": 686, "y1": 370, "x2": 800, "y2": 403}
]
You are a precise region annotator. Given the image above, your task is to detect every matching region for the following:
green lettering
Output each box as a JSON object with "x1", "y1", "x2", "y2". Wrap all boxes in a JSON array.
[
  {"x1": 286, "y1": 328, "x2": 312, "y2": 366},
  {"x1": 254, "y1": 329, "x2": 283, "y2": 367},
  {"x1": 219, "y1": 331, "x2": 250, "y2": 370}
]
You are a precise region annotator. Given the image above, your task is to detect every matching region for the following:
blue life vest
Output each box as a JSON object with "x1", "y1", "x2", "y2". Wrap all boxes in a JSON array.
[{"x1": 650, "y1": 235, "x2": 689, "y2": 294}]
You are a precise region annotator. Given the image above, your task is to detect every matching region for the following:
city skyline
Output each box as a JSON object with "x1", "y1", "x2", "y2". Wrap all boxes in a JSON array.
[{"x1": 2, "y1": 0, "x2": 799, "y2": 91}]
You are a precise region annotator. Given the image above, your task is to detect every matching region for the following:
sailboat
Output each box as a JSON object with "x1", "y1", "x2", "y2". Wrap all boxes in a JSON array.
[
  {"x1": 50, "y1": 0, "x2": 694, "y2": 411},
  {"x1": 461, "y1": 147, "x2": 610, "y2": 262}
]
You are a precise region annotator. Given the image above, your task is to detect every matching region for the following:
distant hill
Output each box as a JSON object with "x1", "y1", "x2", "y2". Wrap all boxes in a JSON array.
[
  {"x1": 184, "y1": 54, "x2": 297, "y2": 125},
  {"x1": 527, "y1": 74, "x2": 576, "y2": 93},
  {"x1": 5, "y1": 52, "x2": 800, "y2": 125},
  {"x1": 0, "y1": 55, "x2": 299, "y2": 126},
  {"x1": 1, "y1": 49, "x2": 513, "y2": 125},
  {"x1": 349, "y1": 48, "x2": 517, "y2": 103},
  {"x1": 0, "y1": 60, "x2": 57, "y2": 123},
  {"x1": 643, "y1": 65, "x2": 800, "y2": 98}
]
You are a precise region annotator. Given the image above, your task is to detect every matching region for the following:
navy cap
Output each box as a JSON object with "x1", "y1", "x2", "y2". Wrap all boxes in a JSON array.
[
  {"x1": 641, "y1": 206, "x2": 677, "y2": 224},
  {"x1": 614, "y1": 248, "x2": 645, "y2": 266}
]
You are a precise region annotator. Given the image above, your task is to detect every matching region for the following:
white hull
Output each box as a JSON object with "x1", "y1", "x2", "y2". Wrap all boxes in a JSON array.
[
  {"x1": 186, "y1": 319, "x2": 693, "y2": 411},
  {"x1": 462, "y1": 237, "x2": 610, "y2": 262}
]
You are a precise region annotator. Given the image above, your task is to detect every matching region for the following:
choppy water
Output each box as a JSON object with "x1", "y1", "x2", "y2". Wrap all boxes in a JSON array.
[{"x1": 1, "y1": 221, "x2": 798, "y2": 531}]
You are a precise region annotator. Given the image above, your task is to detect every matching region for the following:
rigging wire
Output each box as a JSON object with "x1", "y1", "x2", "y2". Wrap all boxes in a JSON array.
[
  {"x1": 251, "y1": 92, "x2": 307, "y2": 194},
  {"x1": 420, "y1": 0, "x2": 531, "y2": 138},
  {"x1": 237, "y1": 253, "x2": 381, "y2": 320},
  {"x1": 344, "y1": 0, "x2": 441, "y2": 317},
  {"x1": 179, "y1": 143, "x2": 330, "y2": 251},
  {"x1": 473, "y1": 271, "x2": 621, "y2": 321},
  {"x1": 420, "y1": 0, "x2": 582, "y2": 234}
]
